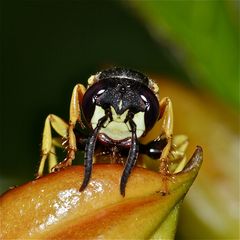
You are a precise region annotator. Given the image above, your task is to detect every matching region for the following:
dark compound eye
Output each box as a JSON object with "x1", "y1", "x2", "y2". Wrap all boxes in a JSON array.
[
  {"x1": 82, "y1": 81, "x2": 106, "y2": 123},
  {"x1": 139, "y1": 86, "x2": 160, "y2": 132}
]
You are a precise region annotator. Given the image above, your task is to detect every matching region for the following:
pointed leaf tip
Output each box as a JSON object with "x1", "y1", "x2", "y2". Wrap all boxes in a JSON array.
[{"x1": 182, "y1": 146, "x2": 203, "y2": 173}]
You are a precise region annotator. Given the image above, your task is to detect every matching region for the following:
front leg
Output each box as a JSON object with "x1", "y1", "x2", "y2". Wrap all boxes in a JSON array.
[{"x1": 52, "y1": 84, "x2": 86, "y2": 172}]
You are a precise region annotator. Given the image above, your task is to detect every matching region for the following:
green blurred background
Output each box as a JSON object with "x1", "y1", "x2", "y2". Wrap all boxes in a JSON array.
[{"x1": 1, "y1": 0, "x2": 239, "y2": 239}]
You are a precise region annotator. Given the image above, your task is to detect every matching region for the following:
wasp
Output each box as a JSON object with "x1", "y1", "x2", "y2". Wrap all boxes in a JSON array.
[{"x1": 37, "y1": 68, "x2": 182, "y2": 196}]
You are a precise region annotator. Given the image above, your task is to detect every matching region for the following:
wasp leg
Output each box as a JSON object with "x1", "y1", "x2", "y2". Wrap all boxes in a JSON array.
[
  {"x1": 158, "y1": 97, "x2": 173, "y2": 174},
  {"x1": 37, "y1": 114, "x2": 69, "y2": 177},
  {"x1": 52, "y1": 84, "x2": 86, "y2": 172},
  {"x1": 170, "y1": 135, "x2": 189, "y2": 173},
  {"x1": 80, "y1": 115, "x2": 108, "y2": 192},
  {"x1": 47, "y1": 137, "x2": 64, "y2": 172},
  {"x1": 120, "y1": 118, "x2": 139, "y2": 197},
  {"x1": 155, "y1": 97, "x2": 174, "y2": 194}
]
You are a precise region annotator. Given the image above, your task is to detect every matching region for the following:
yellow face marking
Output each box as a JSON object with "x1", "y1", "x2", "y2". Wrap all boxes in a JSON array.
[
  {"x1": 91, "y1": 106, "x2": 146, "y2": 141},
  {"x1": 110, "y1": 106, "x2": 128, "y2": 122}
]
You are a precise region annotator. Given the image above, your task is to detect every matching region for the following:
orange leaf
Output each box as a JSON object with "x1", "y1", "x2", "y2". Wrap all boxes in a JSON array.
[{"x1": 1, "y1": 147, "x2": 202, "y2": 239}]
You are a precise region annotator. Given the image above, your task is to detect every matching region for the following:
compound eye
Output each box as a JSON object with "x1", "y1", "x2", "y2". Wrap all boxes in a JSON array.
[
  {"x1": 82, "y1": 81, "x2": 106, "y2": 123},
  {"x1": 140, "y1": 87, "x2": 160, "y2": 132}
]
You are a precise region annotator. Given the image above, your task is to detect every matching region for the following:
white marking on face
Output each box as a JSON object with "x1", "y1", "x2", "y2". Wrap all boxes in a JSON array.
[
  {"x1": 110, "y1": 106, "x2": 128, "y2": 122},
  {"x1": 91, "y1": 105, "x2": 145, "y2": 141},
  {"x1": 133, "y1": 111, "x2": 145, "y2": 135},
  {"x1": 118, "y1": 100, "x2": 123, "y2": 110},
  {"x1": 91, "y1": 105, "x2": 105, "y2": 127}
]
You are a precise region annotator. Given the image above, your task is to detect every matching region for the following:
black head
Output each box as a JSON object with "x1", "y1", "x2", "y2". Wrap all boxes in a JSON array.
[
  {"x1": 80, "y1": 68, "x2": 160, "y2": 196},
  {"x1": 82, "y1": 67, "x2": 160, "y2": 138}
]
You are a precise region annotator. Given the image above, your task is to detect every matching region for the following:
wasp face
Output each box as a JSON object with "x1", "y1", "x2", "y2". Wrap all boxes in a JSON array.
[{"x1": 82, "y1": 68, "x2": 160, "y2": 145}]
